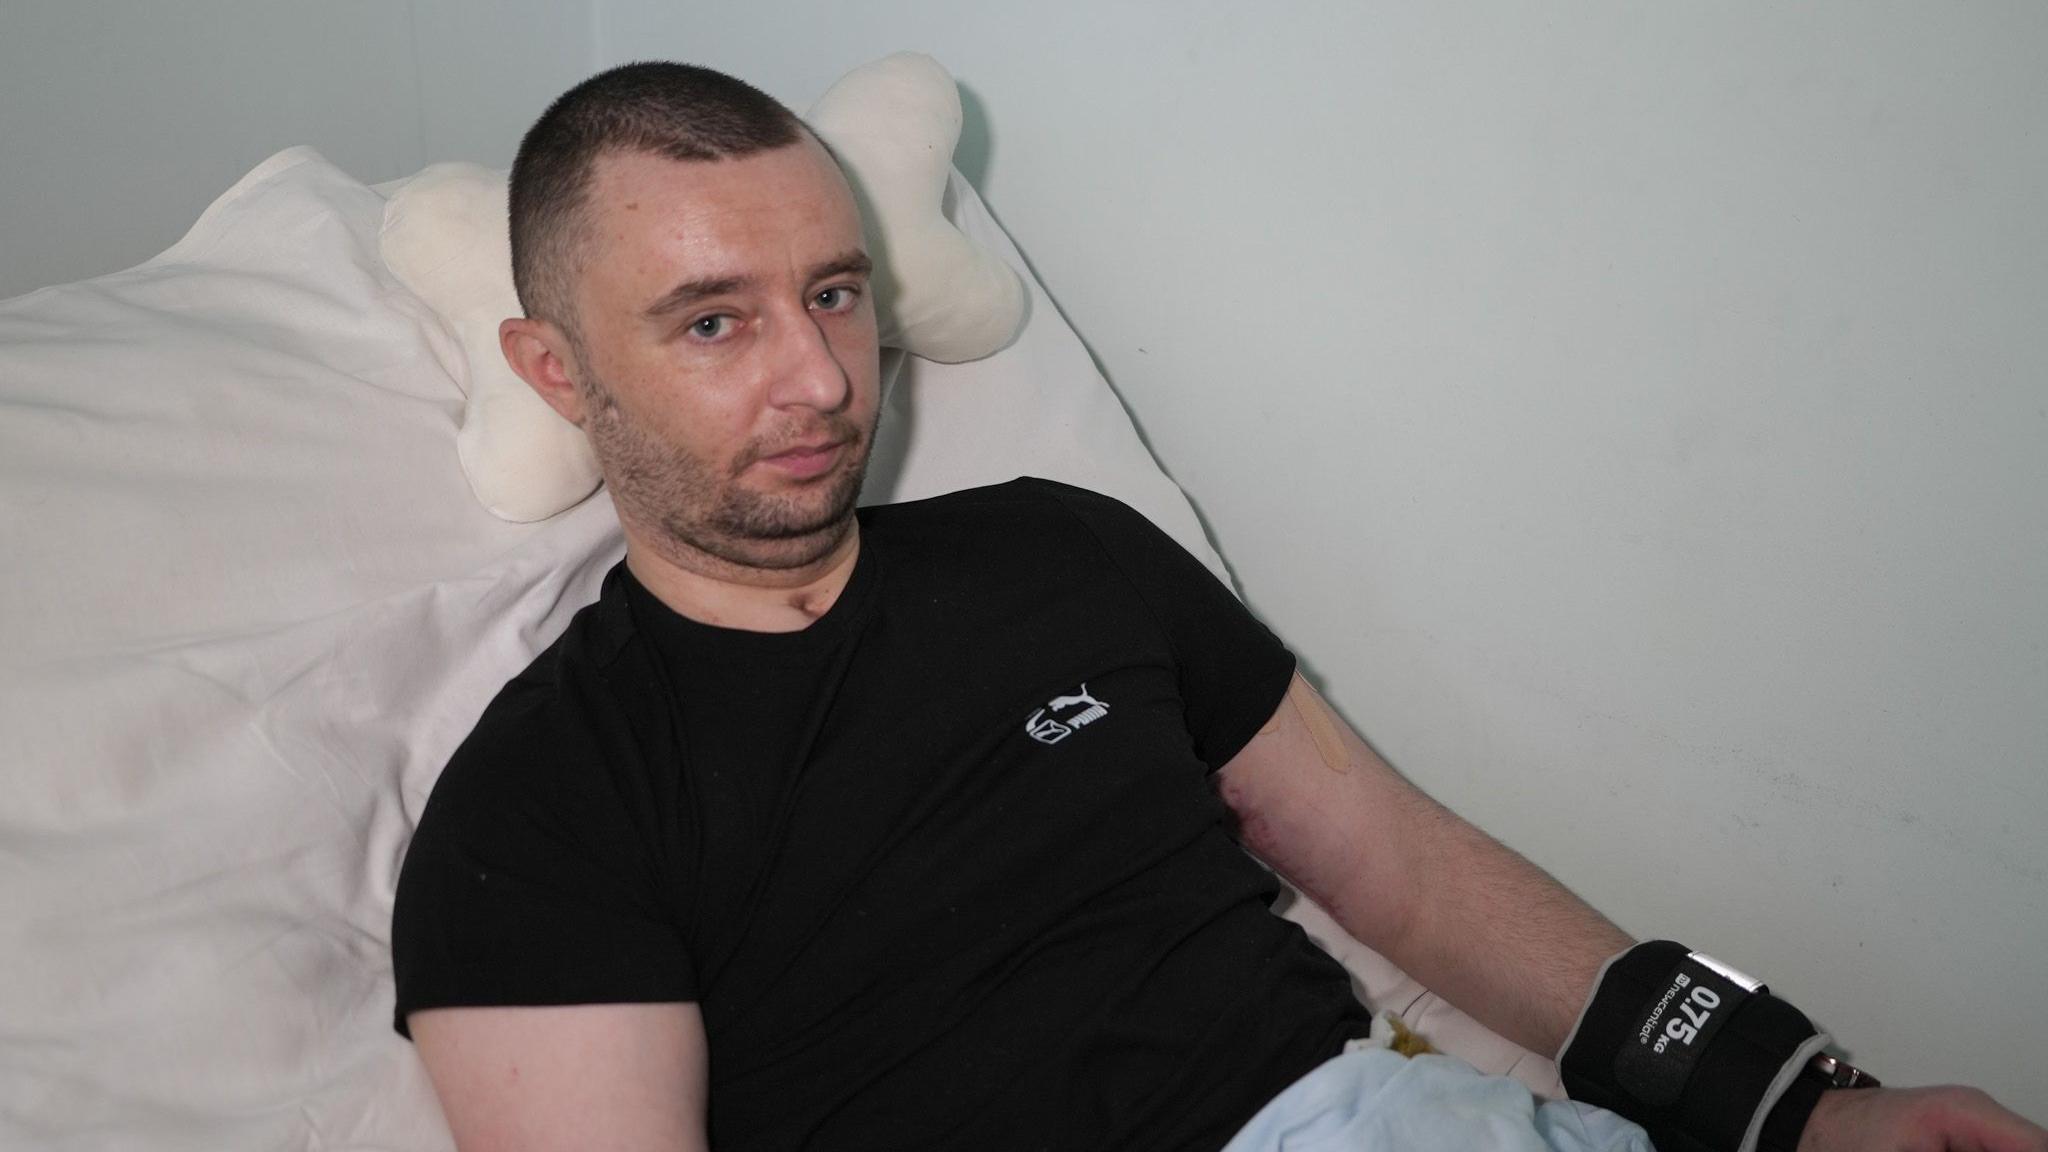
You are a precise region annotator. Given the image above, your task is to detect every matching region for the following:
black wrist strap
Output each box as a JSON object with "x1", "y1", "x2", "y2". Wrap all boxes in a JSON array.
[{"x1": 1558, "y1": 941, "x2": 1833, "y2": 1152}]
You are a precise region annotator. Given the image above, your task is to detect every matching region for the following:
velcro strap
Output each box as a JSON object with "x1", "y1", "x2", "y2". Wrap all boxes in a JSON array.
[
  {"x1": 1558, "y1": 942, "x2": 1832, "y2": 1152},
  {"x1": 1613, "y1": 950, "x2": 1761, "y2": 1106}
]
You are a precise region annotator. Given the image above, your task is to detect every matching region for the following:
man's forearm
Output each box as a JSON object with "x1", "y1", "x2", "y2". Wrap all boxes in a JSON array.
[
  {"x1": 1220, "y1": 673, "x2": 1632, "y2": 1056},
  {"x1": 1338, "y1": 785, "x2": 1634, "y2": 1055}
]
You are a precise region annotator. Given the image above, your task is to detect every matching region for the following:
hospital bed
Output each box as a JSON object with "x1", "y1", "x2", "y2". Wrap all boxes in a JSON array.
[{"x1": 0, "y1": 75, "x2": 1561, "y2": 1150}]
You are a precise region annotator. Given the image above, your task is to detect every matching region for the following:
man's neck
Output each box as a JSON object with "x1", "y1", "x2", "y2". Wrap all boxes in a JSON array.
[{"x1": 622, "y1": 521, "x2": 862, "y2": 634}]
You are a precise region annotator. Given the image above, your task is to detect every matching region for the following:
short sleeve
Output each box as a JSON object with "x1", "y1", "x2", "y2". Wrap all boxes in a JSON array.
[
  {"x1": 1040, "y1": 479, "x2": 1297, "y2": 770},
  {"x1": 390, "y1": 686, "x2": 695, "y2": 1039}
]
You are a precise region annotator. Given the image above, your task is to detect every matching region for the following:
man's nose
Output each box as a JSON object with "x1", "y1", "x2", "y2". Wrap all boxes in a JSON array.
[{"x1": 765, "y1": 304, "x2": 852, "y2": 413}]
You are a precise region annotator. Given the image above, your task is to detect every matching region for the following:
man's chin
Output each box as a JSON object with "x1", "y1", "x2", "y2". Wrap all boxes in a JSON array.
[{"x1": 688, "y1": 466, "x2": 866, "y2": 569}]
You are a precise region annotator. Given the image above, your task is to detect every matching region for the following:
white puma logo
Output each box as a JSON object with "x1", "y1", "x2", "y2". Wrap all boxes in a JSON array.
[
  {"x1": 1025, "y1": 683, "x2": 1111, "y2": 745},
  {"x1": 1046, "y1": 687, "x2": 1106, "y2": 713}
]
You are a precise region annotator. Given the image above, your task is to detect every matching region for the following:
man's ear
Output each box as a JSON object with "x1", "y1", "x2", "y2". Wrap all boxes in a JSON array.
[{"x1": 499, "y1": 317, "x2": 589, "y2": 427}]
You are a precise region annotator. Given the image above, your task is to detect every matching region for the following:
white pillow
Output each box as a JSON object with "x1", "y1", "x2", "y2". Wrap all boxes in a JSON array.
[
  {"x1": 380, "y1": 51, "x2": 1028, "y2": 522},
  {"x1": 377, "y1": 162, "x2": 601, "y2": 524}
]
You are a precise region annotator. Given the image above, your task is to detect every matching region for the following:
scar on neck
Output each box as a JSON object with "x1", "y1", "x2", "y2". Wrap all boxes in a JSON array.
[{"x1": 1260, "y1": 675, "x2": 1349, "y2": 772}]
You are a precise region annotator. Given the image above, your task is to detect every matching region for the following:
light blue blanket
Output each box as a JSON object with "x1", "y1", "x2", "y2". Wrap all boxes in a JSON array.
[{"x1": 1222, "y1": 1048, "x2": 1653, "y2": 1152}]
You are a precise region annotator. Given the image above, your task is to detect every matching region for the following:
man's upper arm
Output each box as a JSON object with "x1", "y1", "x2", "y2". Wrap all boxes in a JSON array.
[
  {"x1": 409, "y1": 1001, "x2": 708, "y2": 1152},
  {"x1": 1214, "y1": 672, "x2": 1450, "y2": 956}
]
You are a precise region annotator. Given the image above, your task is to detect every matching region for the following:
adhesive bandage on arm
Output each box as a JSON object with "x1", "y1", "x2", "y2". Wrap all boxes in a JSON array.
[
  {"x1": 1258, "y1": 675, "x2": 1351, "y2": 771},
  {"x1": 1292, "y1": 676, "x2": 1351, "y2": 772}
]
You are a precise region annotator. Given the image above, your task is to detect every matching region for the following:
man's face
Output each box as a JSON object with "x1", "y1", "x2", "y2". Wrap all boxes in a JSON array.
[{"x1": 565, "y1": 137, "x2": 881, "y2": 573}]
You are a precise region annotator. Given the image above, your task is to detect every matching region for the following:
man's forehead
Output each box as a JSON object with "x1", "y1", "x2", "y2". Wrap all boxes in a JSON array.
[
  {"x1": 574, "y1": 140, "x2": 865, "y2": 314},
  {"x1": 587, "y1": 146, "x2": 709, "y2": 202},
  {"x1": 586, "y1": 138, "x2": 850, "y2": 219}
]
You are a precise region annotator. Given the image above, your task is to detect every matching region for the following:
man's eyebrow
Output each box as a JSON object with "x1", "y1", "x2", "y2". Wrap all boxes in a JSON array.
[
  {"x1": 643, "y1": 275, "x2": 752, "y2": 319},
  {"x1": 810, "y1": 251, "x2": 873, "y2": 283},
  {"x1": 640, "y1": 253, "x2": 870, "y2": 320}
]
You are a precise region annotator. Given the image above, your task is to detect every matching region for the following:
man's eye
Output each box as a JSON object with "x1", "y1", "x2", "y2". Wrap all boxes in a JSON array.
[
  {"x1": 813, "y1": 286, "x2": 859, "y2": 312},
  {"x1": 689, "y1": 314, "x2": 734, "y2": 340}
]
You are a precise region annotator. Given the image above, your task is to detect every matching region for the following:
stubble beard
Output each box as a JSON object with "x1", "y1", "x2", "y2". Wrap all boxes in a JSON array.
[{"x1": 580, "y1": 369, "x2": 877, "y2": 574}]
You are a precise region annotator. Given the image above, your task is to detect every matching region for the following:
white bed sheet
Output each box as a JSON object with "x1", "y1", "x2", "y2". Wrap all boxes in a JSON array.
[{"x1": 0, "y1": 146, "x2": 1551, "y2": 1151}]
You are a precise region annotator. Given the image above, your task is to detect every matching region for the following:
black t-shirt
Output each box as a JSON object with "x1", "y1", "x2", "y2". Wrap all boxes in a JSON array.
[{"x1": 392, "y1": 477, "x2": 1370, "y2": 1151}]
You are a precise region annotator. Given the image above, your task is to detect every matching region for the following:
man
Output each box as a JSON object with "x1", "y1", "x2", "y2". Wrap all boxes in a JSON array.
[{"x1": 390, "y1": 63, "x2": 2044, "y2": 1152}]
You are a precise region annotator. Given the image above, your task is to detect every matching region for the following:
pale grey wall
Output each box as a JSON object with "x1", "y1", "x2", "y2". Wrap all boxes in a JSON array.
[
  {"x1": 596, "y1": 0, "x2": 2048, "y2": 1114},
  {"x1": 0, "y1": 0, "x2": 598, "y2": 299}
]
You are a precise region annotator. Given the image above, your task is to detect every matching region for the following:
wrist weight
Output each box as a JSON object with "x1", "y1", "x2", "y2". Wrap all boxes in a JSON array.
[{"x1": 1557, "y1": 941, "x2": 1833, "y2": 1152}]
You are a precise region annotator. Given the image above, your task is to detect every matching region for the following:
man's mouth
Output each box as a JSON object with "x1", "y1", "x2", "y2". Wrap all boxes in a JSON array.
[{"x1": 757, "y1": 438, "x2": 848, "y2": 480}]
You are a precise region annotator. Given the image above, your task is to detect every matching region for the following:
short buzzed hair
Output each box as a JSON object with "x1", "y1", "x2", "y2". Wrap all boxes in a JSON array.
[{"x1": 508, "y1": 62, "x2": 808, "y2": 332}]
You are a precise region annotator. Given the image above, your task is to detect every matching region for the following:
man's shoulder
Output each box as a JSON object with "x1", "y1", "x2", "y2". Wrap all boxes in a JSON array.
[
  {"x1": 436, "y1": 564, "x2": 660, "y2": 788},
  {"x1": 858, "y1": 479, "x2": 1178, "y2": 601},
  {"x1": 863, "y1": 475, "x2": 1141, "y2": 538}
]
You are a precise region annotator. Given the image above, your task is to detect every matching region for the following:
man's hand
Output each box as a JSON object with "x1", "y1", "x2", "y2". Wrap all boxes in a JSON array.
[{"x1": 1799, "y1": 1085, "x2": 2048, "y2": 1152}]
